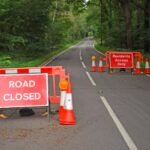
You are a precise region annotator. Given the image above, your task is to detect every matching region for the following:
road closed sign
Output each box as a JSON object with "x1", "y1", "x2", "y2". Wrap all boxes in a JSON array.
[
  {"x1": 0, "y1": 74, "x2": 48, "y2": 108},
  {"x1": 110, "y1": 52, "x2": 134, "y2": 68}
]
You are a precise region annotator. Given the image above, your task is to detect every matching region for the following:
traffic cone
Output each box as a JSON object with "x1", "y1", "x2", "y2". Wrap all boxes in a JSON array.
[
  {"x1": 59, "y1": 79, "x2": 68, "y2": 118},
  {"x1": 144, "y1": 58, "x2": 150, "y2": 74},
  {"x1": 98, "y1": 57, "x2": 104, "y2": 72},
  {"x1": 91, "y1": 55, "x2": 96, "y2": 72},
  {"x1": 59, "y1": 82, "x2": 76, "y2": 125},
  {"x1": 133, "y1": 57, "x2": 142, "y2": 74}
]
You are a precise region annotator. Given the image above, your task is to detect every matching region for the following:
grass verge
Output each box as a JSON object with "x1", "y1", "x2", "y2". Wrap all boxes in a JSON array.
[
  {"x1": 95, "y1": 42, "x2": 150, "y2": 58},
  {"x1": 0, "y1": 40, "x2": 80, "y2": 68}
]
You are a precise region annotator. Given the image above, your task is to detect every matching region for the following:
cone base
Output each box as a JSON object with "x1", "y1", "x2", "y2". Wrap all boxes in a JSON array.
[
  {"x1": 91, "y1": 66, "x2": 96, "y2": 72},
  {"x1": 59, "y1": 106, "x2": 65, "y2": 119},
  {"x1": 144, "y1": 69, "x2": 150, "y2": 74},
  {"x1": 98, "y1": 67, "x2": 104, "y2": 72},
  {"x1": 132, "y1": 68, "x2": 142, "y2": 75},
  {"x1": 59, "y1": 110, "x2": 76, "y2": 125}
]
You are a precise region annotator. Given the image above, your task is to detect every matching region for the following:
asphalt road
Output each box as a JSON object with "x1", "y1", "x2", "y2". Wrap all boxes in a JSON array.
[{"x1": 0, "y1": 39, "x2": 150, "y2": 150}]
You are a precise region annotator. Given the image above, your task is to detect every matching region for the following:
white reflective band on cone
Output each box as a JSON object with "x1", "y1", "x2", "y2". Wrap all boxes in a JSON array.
[
  {"x1": 99, "y1": 61, "x2": 103, "y2": 66},
  {"x1": 136, "y1": 62, "x2": 140, "y2": 68},
  {"x1": 60, "y1": 91, "x2": 66, "y2": 106},
  {"x1": 92, "y1": 60, "x2": 96, "y2": 66},
  {"x1": 145, "y1": 62, "x2": 149, "y2": 68},
  {"x1": 64, "y1": 93, "x2": 73, "y2": 110}
]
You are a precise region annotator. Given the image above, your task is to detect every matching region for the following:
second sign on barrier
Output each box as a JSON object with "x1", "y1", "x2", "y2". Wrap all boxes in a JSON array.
[{"x1": 109, "y1": 52, "x2": 134, "y2": 68}]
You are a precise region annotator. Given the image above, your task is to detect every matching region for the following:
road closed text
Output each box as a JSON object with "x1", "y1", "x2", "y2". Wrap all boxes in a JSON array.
[
  {"x1": 3, "y1": 92, "x2": 41, "y2": 101},
  {"x1": 3, "y1": 80, "x2": 41, "y2": 101}
]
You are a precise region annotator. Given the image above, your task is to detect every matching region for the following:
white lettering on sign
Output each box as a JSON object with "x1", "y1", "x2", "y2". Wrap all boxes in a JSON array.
[
  {"x1": 112, "y1": 54, "x2": 131, "y2": 59},
  {"x1": 117, "y1": 63, "x2": 126, "y2": 67},
  {"x1": 9, "y1": 80, "x2": 35, "y2": 88},
  {"x1": 3, "y1": 93, "x2": 41, "y2": 101},
  {"x1": 115, "y1": 59, "x2": 129, "y2": 62}
]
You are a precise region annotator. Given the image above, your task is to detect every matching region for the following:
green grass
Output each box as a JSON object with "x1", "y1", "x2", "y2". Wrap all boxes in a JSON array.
[
  {"x1": 0, "y1": 40, "x2": 80, "y2": 68},
  {"x1": 94, "y1": 41, "x2": 150, "y2": 68},
  {"x1": 94, "y1": 42, "x2": 150, "y2": 58}
]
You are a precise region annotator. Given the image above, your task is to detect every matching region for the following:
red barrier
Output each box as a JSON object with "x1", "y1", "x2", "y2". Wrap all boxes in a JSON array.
[
  {"x1": 0, "y1": 74, "x2": 48, "y2": 108},
  {"x1": 0, "y1": 66, "x2": 67, "y2": 104},
  {"x1": 104, "y1": 51, "x2": 142, "y2": 73}
]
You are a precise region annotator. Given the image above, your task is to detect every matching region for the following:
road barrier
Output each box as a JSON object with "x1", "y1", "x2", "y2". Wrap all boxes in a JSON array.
[
  {"x1": 90, "y1": 51, "x2": 150, "y2": 75},
  {"x1": 105, "y1": 51, "x2": 141, "y2": 69},
  {"x1": 0, "y1": 66, "x2": 66, "y2": 104},
  {"x1": 0, "y1": 66, "x2": 75, "y2": 120}
]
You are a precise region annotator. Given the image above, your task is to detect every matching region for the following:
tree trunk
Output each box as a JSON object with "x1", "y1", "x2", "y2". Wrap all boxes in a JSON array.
[
  {"x1": 99, "y1": 0, "x2": 103, "y2": 45},
  {"x1": 144, "y1": 0, "x2": 150, "y2": 53},
  {"x1": 120, "y1": 0, "x2": 132, "y2": 49}
]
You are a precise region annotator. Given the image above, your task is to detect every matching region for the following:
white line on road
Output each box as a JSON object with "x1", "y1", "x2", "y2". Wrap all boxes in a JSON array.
[
  {"x1": 92, "y1": 42, "x2": 105, "y2": 56},
  {"x1": 79, "y1": 50, "x2": 82, "y2": 61},
  {"x1": 100, "y1": 96, "x2": 138, "y2": 150},
  {"x1": 86, "y1": 71, "x2": 96, "y2": 86},
  {"x1": 81, "y1": 62, "x2": 86, "y2": 69},
  {"x1": 80, "y1": 56, "x2": 82, "y2": 61},
  {"x1": 146, "y1": 74, "x2": 150, "y2": 77}
]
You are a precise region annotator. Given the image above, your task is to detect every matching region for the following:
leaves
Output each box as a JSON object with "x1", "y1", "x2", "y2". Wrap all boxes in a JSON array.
[{"x1": 86, "y1": 0, "x2": 149, "y2": 52}]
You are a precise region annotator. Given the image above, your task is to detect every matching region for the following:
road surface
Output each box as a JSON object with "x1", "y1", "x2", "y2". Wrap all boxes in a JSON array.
[{"x1": 0, "y1": 39, "x2": 150, "y2": 150}]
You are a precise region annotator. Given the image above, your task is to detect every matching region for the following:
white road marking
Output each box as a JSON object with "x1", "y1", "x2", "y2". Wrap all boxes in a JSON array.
[
  {"x1": 79, "y1": 50, "x2": 82, "y2": 61},
  {"x1": 86, "y1": 71, "x2": 96, "y2": 86},
  {"x1": 100, "y1": 96, "x2": 138, "y2": 150},
  {"x1": 146, "y1": 74, "x2": 150, "y2": 77},
  {"x1": 92, "y1": 42, "x2": 105, "y2": 56},
  {"x1": 81, "y1": 62, "x2": 86, "y2": 69},
  {"x1": 80, "y1": 56, "x2": 82, "y2": 61}
]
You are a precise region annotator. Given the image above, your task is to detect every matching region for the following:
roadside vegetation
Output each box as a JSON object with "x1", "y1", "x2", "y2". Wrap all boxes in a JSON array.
[
  {"x1": 0, "y1": 0, "x2": 149, "y2": 68},
  {"x1": 87, "y1": 0, "x2": 149, "y2": 54},
  {"x1": 95, "y1": 42, "x2": 150, "y2": 59},
  {"x1": 0, "y1": 0, "x2": 87, "y2": 68}
]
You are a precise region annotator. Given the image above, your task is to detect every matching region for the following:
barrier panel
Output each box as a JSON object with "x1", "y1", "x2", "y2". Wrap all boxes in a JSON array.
[
  {"x1": 0, "y1": 66, "x2": 67, "y2": 107},
  {"x1": 90, "y1": 51, "x2": 149, "y2": 75},
  {"x1": 0, "y1": 66, "x2": 78, "y2": 124},
  {"x1": 0, "y1": 73, "x2": 48, "y2": 108},
  {"x1": 0, "y1": 66, "x2": 67, "y2": 116},
  {"x1": 104, "y1": 51, "x2": 142, "y2": 73},
  {"x1": 109, "y1": 52, "x2": 134, "y2": 68}
]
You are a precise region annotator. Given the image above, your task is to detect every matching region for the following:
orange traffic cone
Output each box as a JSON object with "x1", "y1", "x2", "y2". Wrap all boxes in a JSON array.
[
  {"x1": 144, "y1": 58, "x2": 150, "y2": 74},
  {"x1": 59, "y1": 79, "x2": 68, "y2": 118},
  {"x1": 59, "y1": 82, "x2": 76, "y2": 125},
  {"x1": 133, "y1": 57, "x2": 142, "y2": 74},
  {"x1": 98, "y1": 57, "x2": 104, "y2": 72},
  {"x1": 91, "y1": 56, "x2": 96, "y2": 72}
]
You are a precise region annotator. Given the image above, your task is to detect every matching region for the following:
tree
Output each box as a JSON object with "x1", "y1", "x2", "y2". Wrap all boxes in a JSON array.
[{"x1": 86, "y1": 0, "x2": 149, "y2": 52}]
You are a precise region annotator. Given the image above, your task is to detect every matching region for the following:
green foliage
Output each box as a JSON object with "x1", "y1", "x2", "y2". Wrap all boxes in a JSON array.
[
  {"x1": 86, "y1": 0, "x2": 150, "y2": 53},
  {"x1": 0, "y1": 0, "x2": 88, "y2": 67}
]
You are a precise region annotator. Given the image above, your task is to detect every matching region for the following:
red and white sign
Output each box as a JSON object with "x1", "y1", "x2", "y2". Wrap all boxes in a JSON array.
[
  {"x1": 0, "y1": 74, "x2": 48, "y2": 108},
  {"x1": 110, "y1": 52, "x2": 133, "y2": 68}
]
